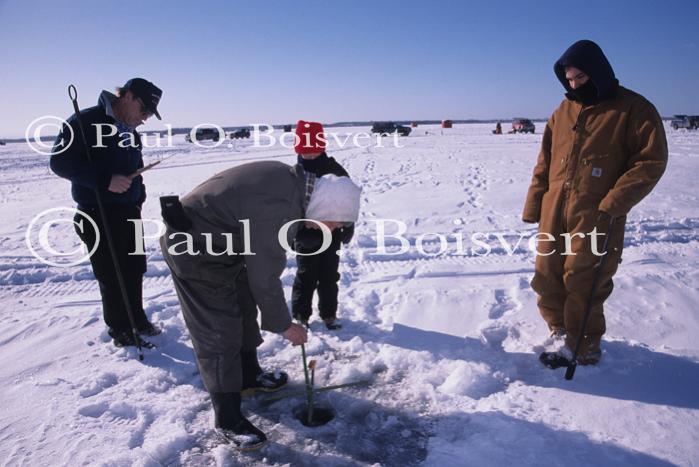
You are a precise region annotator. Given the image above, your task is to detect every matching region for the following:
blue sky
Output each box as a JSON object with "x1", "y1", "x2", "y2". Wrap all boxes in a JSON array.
[{"x1": 1, "y1": 0, "x2": 698, "y2": 137}]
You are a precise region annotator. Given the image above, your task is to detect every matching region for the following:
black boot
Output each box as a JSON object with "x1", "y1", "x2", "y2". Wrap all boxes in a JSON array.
[
  {"x1": 539, "y1": 345, "x2": 574, "y2": 369},
  {"x1": 323, "y1": 317, "x2": 342, "y2": 330},
  {"x1": 210, "y1": 392, "x2": 267, "y2": 451},
  {"x1": 136, "y1": 319, "x2": 162, "y2": 336},
  {"x1": 241, "y1": 349, "x2": 263, "y2": 381},
  {"x1": 241, "y1": 350, "x2": 288, "y2": 396},
  {"x1": 108, "y1": 328, "x2": 154, "y2": 349}
]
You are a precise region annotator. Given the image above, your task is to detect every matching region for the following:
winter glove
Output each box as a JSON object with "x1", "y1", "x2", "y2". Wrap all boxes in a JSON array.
[
  {"x1": 294, "y1": 227, "x2": 324, "y2": 253},
  {"x1": 338, "y1": 223, "x2": 355, "y2": 244},
  {"x1": 593, "y1": 210, "x2": 614, "y2": 238},
  {"x1": 160, "y1": 195, "x2": 192, "y2": 231}
]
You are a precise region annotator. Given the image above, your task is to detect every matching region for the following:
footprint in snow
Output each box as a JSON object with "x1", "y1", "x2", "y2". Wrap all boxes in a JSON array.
[
  {"x1": 79, "y1": 372, "x2": 119, "y2": 398},
  {"x1": 77, "y1": 402, "x2": 109, "y2": 418}
]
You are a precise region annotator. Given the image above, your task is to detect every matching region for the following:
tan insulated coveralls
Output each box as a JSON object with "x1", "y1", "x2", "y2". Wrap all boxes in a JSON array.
[{"x1": 523, "y1": 86, "x2": 667, "y2": 353}]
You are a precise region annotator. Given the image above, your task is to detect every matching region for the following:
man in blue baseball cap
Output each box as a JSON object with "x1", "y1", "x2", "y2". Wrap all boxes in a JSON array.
[
  {"x1": 50, "y1": 77, "x2": 163, "y2": 348},
  {"x1": 120, "y1": 77, "x2": 163, "y2": 121}
]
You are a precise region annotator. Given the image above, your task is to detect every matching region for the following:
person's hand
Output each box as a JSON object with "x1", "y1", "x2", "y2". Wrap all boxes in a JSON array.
[
  {"x1": 596, "y1": 210, "x2": 611, "y2": 223},
  {"x1": 108, "y1": 175, "x2": 133, "y2": 193},
  {"x1": 595, "y1": 210, "x2": 614, "y2": 234},
  {"x1": 281, "y1": 323, "x2": 308, "y2": 346},
  {"x1": 294, "y1": 227, "x2": 323, "y2": 252}
]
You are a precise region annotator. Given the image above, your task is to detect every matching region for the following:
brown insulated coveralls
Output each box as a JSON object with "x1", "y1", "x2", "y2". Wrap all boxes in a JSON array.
[{"x1": 523, "y1": 40, "x2": 667, "y2": 354}]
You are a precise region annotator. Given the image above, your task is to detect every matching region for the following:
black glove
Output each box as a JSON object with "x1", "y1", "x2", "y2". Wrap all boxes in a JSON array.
[
  {"x1": 338, "y1": 223, "x2": 355, "y2": 244},
  {"x1": 590, "y1": 210, "x2": 615, "y2": 244},
  {"x1": 596, "y1": 210, "x2": 613, "y2": 229},
  {"x1": 160, "y1": 196, "x2": 192, "y2": 231},
  {"x1": 294, "y1": 227, "x2": 324, "y2": 253}
]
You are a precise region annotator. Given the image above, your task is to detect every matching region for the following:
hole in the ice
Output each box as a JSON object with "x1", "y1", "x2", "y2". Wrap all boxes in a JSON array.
[{"x1": 293, "y1": 404, "x2": 335, "y2": 427}]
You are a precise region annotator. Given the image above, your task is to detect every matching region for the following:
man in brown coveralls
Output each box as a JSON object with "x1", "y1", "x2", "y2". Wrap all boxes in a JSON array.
[{"x1": 522, "y1": 40, "x2": 668, "y2": 367}]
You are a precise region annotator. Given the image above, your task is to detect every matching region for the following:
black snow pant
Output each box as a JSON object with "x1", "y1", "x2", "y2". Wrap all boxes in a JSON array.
[
  {"x1": 160, "y1": 235, "x2": 263, "y2": 393},
  {"x1": 74, "y1": 205, "x2": 148, "y2": 334},
  {"x1": 292, "y1": 233, "x2": 342, "y2": 321}
]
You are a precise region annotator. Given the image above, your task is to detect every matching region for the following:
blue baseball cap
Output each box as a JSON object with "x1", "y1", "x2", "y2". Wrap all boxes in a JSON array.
[{"x1": 123, "y1": 78, "x2": 162, "y2": 119}]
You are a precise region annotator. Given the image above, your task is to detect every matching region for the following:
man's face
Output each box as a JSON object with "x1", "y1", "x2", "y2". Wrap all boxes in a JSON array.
[
  {"x1": 565, "y1": 67, "x2": 589, "y2": 90},
  {"x1": 305, "y1": 220, "x2": 344, "y2": 231},
  {"x1": 121, "y1": 90, "x2": 154, "y2": 127}
]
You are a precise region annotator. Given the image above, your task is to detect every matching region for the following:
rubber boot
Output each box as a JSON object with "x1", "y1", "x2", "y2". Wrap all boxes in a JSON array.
[
  {"x1": 210, "y1": 392, "x2": 266, "y2": 451},
  {"x1": 241, "y1": 350, "x2": 288, "y2": 395}
]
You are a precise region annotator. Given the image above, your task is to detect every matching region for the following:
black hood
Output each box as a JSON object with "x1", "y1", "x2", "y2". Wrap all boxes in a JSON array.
[{"x1": 554, "y1": 39, "x2": 619, "y2": 104}]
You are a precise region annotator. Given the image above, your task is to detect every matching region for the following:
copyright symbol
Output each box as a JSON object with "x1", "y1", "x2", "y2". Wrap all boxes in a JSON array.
[
  {"x1": 25, "y1": 115, "x2": 73, "y2": 156},
  {"x1": 25, "y1": 207, "x2": 99, "y2": 267}
]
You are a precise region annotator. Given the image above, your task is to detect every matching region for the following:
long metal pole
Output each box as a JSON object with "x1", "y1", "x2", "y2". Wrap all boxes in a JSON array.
[
  {"x1": 300, "y1": 344, "x2": 314, "y2": 423},
  {"x1": 565, "y1": 217, "x2": 615, "y2": 380},
  {"x1": 68, "y1": 85, "x2": 144, "y2": 361}
]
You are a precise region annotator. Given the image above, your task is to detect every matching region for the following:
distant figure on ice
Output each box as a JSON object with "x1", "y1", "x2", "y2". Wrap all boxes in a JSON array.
[
  {"x1": 292, "y1": 121, "x2": 356, "y2": 330},
  {"x1": 522, "y1": 40, "x2": 667, "y2": 368},
  {"x1": 159, "y1": 161, "x2": 361, "y2": 450},
  {"x1": 493, "y1": 122, "x2": 502, "y2": 134},
  {"x1": 50, "y1": 78, "x2": 164, "y2": 348}
]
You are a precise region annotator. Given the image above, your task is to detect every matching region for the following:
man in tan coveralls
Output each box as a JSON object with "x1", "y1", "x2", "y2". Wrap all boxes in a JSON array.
[{"x1": 522, "y1": 40, "x2": 667, "y2": 367}]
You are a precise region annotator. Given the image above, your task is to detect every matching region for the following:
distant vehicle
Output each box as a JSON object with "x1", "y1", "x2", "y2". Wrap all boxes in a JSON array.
[
  {"x1": 283, "y1": 124, "x2": 292, "y2": 132},
  {"x1": 510, "y1": 118, "x2": 536, "y2": 134},
  {"x1": 671, "y1": 115, "x2": 699, "y2": 130},
  {"x1": 0, "y1": 140, "x2": 5, "y2": 146},
  {"x1": 185, "y1": 127, "x2": 222, "y2": 143},
  {"x1": 371, "y1": 122, "x2": 411, "y2": 136},
  {"x1": 230, "y1": 128, "x2": 251, "y2": 139}
]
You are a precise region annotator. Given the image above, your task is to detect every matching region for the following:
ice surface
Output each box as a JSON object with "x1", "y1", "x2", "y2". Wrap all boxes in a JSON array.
[{"x1": 1, "y1": 124, "x2": 697, "y2": 466}]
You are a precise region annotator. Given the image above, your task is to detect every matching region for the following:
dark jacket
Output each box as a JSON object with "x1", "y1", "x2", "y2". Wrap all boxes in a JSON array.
[
  {"x1": 296, "y1": 152, "x2": 354, "y2": 247},
  {"x1": 50, "y1": 91, "x2": 145, "y2": 208}
]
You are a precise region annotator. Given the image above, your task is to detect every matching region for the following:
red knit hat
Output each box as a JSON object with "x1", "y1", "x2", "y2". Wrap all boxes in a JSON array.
[{"x1": 295, "y1": 120, "x2": 326, "y2": 154}]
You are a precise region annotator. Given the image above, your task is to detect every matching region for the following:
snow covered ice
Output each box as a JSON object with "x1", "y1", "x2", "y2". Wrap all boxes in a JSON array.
[{"x1": 1, "y1": 123, "x2": 698, "y2": 466}]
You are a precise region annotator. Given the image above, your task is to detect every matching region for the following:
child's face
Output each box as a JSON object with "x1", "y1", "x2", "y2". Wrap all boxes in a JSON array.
[{"x1": 300, "y1": 152, "x2": 323, "y2": 160}]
